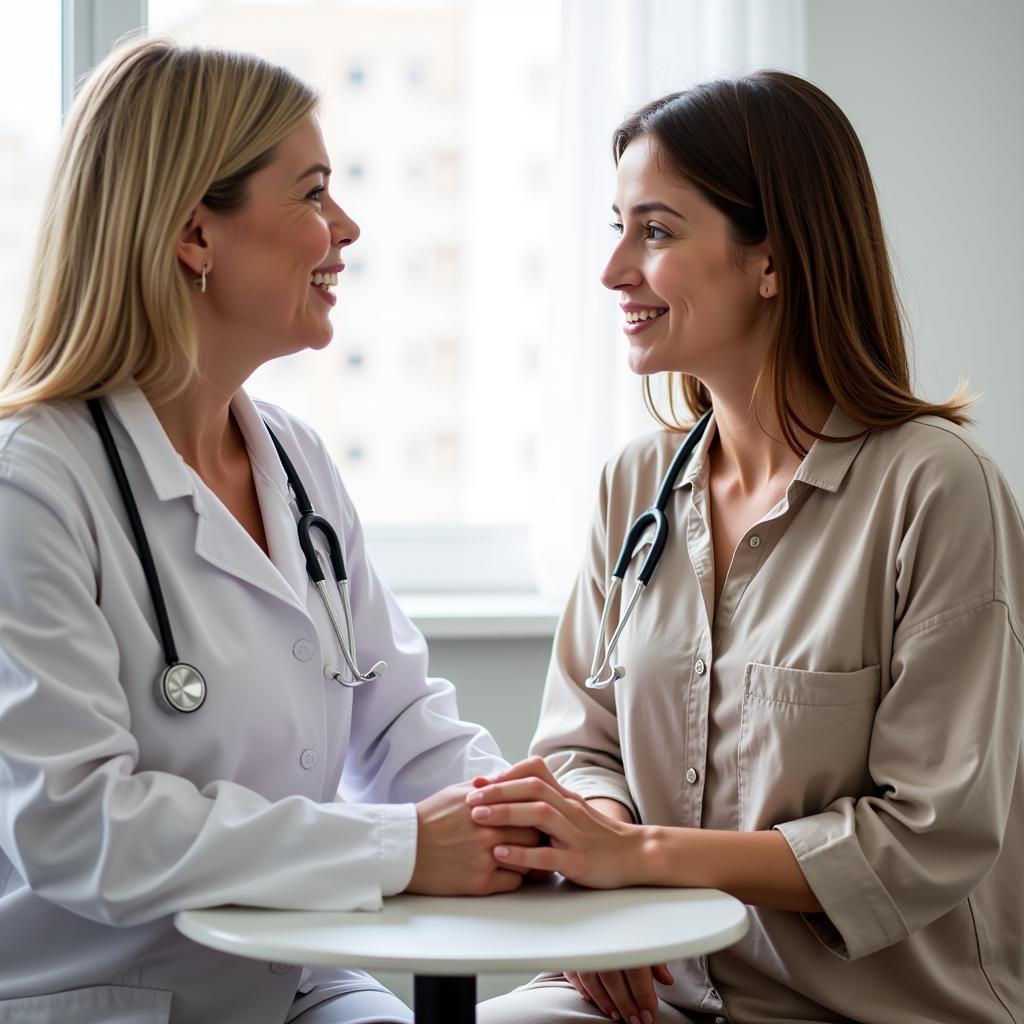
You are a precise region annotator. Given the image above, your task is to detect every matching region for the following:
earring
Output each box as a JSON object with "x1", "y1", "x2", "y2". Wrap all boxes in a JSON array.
[{"x1": 197, "y1": 261, "x2": 208, "y2": 294}]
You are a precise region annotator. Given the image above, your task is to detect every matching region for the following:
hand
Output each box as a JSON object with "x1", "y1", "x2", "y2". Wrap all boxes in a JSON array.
[
  {"x1": 564, "y1": 963, "x2": 674, "y2": 1023},
  {"x1": 406, "y1": 782, "x2": 543, "y2": 896},
  {"x1": 466, "y1": 758, "x2": 645, "y2": 889}
]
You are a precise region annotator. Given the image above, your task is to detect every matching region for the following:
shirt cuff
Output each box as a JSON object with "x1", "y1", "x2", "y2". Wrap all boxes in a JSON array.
[
  {"x1": 775, "y1": 810, "x2": 909, "y2": 961},
  {"x1": 555, "y1": 767, "x2": 638, "y2": 822},
  {"x1": 376, "y1": 802, "x2": 418, "y2": 897}
]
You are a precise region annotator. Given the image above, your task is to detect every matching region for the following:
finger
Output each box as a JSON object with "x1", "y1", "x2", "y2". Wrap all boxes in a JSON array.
[
  {"x1": 598, "y1": 970, "x2": 640, "y2": 1021},
  {"x1": 498, "y1": 826, "x2": 546, "y2": 847},
  {"x1": 651, "y1": 963, "x2": 675, "y2": 986},
  {"x1": 478, "y1": 804, "x2": 575, "y2": 847},
  {"x1": 575, "y1": 971, "x2": 620, "y2": 1019},
  {"x1": 468, "y1": 777, "x2": 580, "y2": 815},
  {"x1": 563, "y1": 972, "x2": 594, "y2": 1006},
  {"x1": 492, "y1": 843, "x2": 570, "y2": 875},
  {"x1": 624, "y1": 966, "x2": 659, "y2": 1018},
  {"x1": 485, "y1": 868, "x2": 524, "y2": 895},
  {"x1": 472, "y1": 756, "x2": 576, "y2": 797}
]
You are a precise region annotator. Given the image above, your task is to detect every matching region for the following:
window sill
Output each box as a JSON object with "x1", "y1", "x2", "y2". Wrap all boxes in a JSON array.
[{"x1": 396, "y1": 592, "x2": 561, "y2": 641}]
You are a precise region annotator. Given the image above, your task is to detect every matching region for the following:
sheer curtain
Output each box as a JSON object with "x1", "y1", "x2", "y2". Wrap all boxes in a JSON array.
[{"x1": 531, "y1": 0, "x2": 806, "y2": 602}]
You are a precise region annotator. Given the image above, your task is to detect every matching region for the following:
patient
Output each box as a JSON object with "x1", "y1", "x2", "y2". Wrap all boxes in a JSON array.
[{"x1": 472, "y1": 71, "x2": 1023, "y2": 1024}]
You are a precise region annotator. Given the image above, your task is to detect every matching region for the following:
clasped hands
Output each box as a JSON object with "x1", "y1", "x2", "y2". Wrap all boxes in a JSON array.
[{"x1": 407, "y1": 757, "x2": 673, "y2": 1023}]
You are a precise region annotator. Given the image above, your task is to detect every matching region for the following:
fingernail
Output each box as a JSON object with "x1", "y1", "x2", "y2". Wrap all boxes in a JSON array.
[
  {"x1": 467, "y1": 790, "x2": 484, "y2": 803},
  {"x1": 629, "y1": 1017, "x2": 640, "y2": 1024},
  {"x1": 643, "y1": 1013, "x2": 654, "y2": 1024},
  {"x1": 472, "y1": 805, "x2": 492, "y2": 819},
  {"x1": 494, "y1": 846, "x2": 509, "y2": 858}
]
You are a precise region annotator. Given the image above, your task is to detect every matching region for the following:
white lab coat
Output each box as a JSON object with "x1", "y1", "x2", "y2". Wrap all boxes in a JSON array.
[{"x1": 0, "y1": 386, "x2": 507, "y2": 1023}]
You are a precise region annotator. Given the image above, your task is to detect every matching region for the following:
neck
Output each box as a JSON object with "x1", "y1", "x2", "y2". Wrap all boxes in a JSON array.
[
  {"x1": 147, "y1": 369, "x2": 245, "y2": 476},
  {"x1": 708, "y1": 378, "x2": 834, "y2": 494}
]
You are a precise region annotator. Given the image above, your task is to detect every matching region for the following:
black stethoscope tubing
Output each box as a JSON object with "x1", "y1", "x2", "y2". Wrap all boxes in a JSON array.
[
  {"x1": 86, "y1": 397, "x2": 383, "y2": 715},
  {"x1": 586, "y1": 408, "x2": 713, "y2": 689}
]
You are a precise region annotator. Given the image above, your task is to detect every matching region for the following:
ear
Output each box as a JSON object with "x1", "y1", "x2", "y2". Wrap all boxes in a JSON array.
[
  {"x1": 758, "y1": 252, "x2": 777, "y2": 299},
  {"x1": 177, "y1": 205, "x2": 212, "y2": 276}
]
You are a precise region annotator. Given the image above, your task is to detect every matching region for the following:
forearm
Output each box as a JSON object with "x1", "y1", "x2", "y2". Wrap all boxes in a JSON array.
[
  {"x1": 587, "y1": 797, "x2": 634, "y2": 823},
  {"x1": 637, "y1": 825, "x2": 822, "y2": 913}
]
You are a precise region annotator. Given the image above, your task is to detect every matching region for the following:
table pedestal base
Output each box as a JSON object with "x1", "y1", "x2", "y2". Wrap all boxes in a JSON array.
[{"x1": 414, "y1": 974, "x2": 476, "y2": 1023}]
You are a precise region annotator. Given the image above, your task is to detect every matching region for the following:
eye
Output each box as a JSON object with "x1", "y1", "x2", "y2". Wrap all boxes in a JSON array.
[
  {"x1": 644, "y1": 223, "x2": 669, "y2": 241},
  {"x1": 609, "y1": 222, "x2": 624, "y2": 235},
  {"x1": 306, "y1": 185, "x2": 325, "y2": 204}
]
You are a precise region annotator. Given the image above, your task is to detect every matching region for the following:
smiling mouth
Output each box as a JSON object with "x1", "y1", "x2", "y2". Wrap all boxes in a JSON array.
[
  {"x1": 624, "y1": 308, "x2": 668, "y2": 323},
  {"x1": 310, "y1": 271, "x2": 339, "y2": 293}
]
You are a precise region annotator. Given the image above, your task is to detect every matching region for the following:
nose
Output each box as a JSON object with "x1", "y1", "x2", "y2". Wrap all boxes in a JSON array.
[
  {"x1": 331, "y1": 203, "x2": 360, "y2": 249},
  {"x1": 600, "y1": 237, "x2": 642, "y2": 292}
]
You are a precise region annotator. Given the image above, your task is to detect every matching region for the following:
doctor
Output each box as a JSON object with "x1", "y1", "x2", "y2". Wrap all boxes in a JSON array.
[{"x1": 0, "y1": 38, "x2": 538, "y2": 1024}]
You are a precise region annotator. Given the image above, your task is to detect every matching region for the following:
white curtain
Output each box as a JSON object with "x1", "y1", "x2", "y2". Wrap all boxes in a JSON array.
[{"x1": 531, "y1": 0, "x2": 807, "y2": 602}]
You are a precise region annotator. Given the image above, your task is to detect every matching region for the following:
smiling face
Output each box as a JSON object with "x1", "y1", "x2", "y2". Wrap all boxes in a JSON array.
[
  {"x1": 602, "y1": 135, "x2": 775, "y2": 384},
  {"x1": 180, "y1": 112, "x2": 359, "y2": 381}
]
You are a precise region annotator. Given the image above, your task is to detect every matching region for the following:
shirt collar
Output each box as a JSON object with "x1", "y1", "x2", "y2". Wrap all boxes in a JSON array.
[
  {"x1": 672, "y1": 403, "x2": 869, "y2": 493},
  {"x1": 106, "y1": 385, "x2": 193, "y2": 502},
  {"x1": 105, "y1": 384, "x2": 291, "y2": 505}
]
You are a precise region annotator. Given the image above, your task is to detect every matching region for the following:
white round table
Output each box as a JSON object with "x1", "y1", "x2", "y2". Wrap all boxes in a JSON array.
[{"x1": 175, "y1": 876, "x2": 748, "y2": 1023}]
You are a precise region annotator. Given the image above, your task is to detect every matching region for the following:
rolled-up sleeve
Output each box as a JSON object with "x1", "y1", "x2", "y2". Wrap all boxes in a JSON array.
[{"x1": 777, "y1": 446, "x2": 1024, "y2": 961}]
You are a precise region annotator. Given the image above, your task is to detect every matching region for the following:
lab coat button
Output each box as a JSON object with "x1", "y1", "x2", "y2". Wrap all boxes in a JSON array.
[
  {"x1": 686, "y1": 767, "x2": 699, "y2": 784},
  {"x1": 748, "y1": 535, "x2": 761, "y2": 548},
  {"x1": 694, "y1": 659, "x2": 706, "y2": 675},
  {"x1": 300, "y1": 748, "x2": 319, "y2": 769},
  {"x1": 269, "y1": 962, "x2": 293, "y2": 974},
  {"x1": 293, "y1": 639, "x2": 315, "y2": 662}
]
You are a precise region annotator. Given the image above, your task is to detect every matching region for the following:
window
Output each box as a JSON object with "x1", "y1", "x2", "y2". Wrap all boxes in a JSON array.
[
  {"x1": 148, "y1": 1, "x2": 560, "y2": 561},
  {"x1": 0, "y1": 5, "x2": 61, "y2": 375}
]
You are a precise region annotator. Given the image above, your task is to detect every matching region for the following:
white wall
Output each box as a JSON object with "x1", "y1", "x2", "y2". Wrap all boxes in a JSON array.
[{"x1": 806, "y1": 0, "x2": 1024, "y2": 500}]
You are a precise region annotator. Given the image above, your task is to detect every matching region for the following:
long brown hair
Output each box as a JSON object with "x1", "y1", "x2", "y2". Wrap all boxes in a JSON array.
[{"x1": 613, "y1": 71, "x2": 973, "y2": 453}]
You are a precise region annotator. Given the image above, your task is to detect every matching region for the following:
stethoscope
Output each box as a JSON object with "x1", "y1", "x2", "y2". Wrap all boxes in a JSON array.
[
  {"x1": 87, "y1": 398, "x2": 387, "y2": 715},
  {"x1": 585, "y1": 408, "x2": 713, "y2": 690}
]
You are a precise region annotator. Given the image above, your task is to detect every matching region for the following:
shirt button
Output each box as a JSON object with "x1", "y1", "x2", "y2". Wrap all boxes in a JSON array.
[
  {"x1": 293, "y1": 639, "x2": 314, "y2": 662},
  {"x1": 686, "y1": 767, "x2": 699, "y2": 784},
  {"x1": 269, "y1": 962, "x2": 293, "y2": 974},
  {"x1": 748, "y1": 535, "x2": 761, "y2": 548},
  {"x1": 695, "y1": 659, "x2": 706, "y2": 675},
  {"x1": 299, "y1": 748, "x2": 319, "y2": 770}
]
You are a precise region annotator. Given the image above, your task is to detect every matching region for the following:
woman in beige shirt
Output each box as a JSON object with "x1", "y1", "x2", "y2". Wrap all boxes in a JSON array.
[{"x1": 474, "y1": 71, "x2": 1023, "y2": 1024}]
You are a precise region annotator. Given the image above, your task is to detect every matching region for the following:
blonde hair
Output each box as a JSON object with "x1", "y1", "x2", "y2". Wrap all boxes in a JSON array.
[{"x1": 0, "y1": 37, "x2": 317, "y2": 417}]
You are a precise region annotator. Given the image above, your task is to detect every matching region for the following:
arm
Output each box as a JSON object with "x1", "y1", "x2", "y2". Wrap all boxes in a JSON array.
[
  {"x1": 0, "y1": 474, "x2": 415, "y2": 925},
  {"x1": 470, "y1": 759, "x2": 819, "y2": 911},
  {"x1": 473, "y1": 441, "x2": 1024, "y2": 958}
]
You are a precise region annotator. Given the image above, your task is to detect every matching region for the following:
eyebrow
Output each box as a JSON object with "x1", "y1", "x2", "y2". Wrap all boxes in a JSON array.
[
  {"x1": 611, "y1": 201, "x2": 686, "y2": 219},
  {"x1": 295, "y1": 163, "x2": 332, "y2": 182}
]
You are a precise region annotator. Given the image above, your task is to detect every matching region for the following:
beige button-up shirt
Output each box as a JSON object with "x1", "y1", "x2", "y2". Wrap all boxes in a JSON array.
[{"x1": 532, "y1": 406, "x2": 1023, "y2": 1023}]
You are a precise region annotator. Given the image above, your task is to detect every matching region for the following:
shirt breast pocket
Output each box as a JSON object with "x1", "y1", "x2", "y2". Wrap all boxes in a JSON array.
[{"x1": 737, "y1": 662, "x2": 880, "y2": 831}]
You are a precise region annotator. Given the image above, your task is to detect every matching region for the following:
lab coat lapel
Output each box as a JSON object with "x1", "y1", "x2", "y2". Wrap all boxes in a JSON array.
[
  {"x1": 229, "y1": 389, "x2": 312, "y2": 608},
  {"x1": 106, "y1": 387, "x2": 311, "y2": 621}
]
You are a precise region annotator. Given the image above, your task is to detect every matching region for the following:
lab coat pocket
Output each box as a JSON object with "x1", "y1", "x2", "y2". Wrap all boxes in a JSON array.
[
  {"x1": 737, "y1": 662, "x2": 880, "y2": 831},
  {"x1": 0, "y1": 985, "x2": 172, "y2": 1024}
]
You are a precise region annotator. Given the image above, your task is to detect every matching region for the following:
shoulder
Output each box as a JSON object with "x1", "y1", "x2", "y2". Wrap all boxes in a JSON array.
[
  {"x1": 603, "y1": 428, "x2": 688, "y2": 490},
  {"x1": 0, "y1": 401, "x2": 99, "y2": 546},
  {"x1": 0, "y1": 400, "x2": 95, "y2": 498}
]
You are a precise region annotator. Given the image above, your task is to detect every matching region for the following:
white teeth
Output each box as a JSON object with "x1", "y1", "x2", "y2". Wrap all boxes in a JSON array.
[
  {"x1": 310, "y1": 272, "x2": 338, "y2": 288},
  {"x1": 626, "y1": 308, "x2": 666, "y2": 322}
]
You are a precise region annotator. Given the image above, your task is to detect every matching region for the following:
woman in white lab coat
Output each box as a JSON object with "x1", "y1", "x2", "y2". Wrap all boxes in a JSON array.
[{"x1": 0, "y1": 38, "x2": 538, "y2": 1024}]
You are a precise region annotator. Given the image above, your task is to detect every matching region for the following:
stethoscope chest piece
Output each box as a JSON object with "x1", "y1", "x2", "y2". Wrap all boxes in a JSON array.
[{"x1": 156, "y1": 662, "x2": 207, "y2": 715}]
